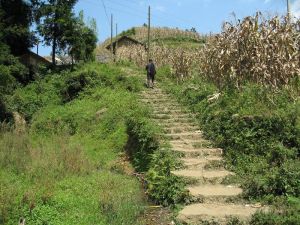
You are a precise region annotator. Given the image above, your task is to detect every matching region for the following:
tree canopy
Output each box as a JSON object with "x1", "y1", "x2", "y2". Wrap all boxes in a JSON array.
[
  {"x1": 36, "y1": 1, "x2": 97, "y2": 65},
  {"x1": 0, "y1": 0, "x2": 33, "y2": 55},
  {"x1": 67, "y1": 11, "x2": 98, "y2": 62},
  {"x1": 36, "y1": 0, "x2": 78, "y2": 65}
]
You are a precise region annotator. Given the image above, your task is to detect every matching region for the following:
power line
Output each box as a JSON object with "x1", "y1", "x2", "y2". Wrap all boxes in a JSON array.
[
  {"x1": 100, "y1": 0, "x2": 110, "y2": 26},
  {"x1": 109, "y1": 0, "x2": 139, "y2": 11},
  {"x1": 90, "y1": 0, "x2": 194, "y2": 26},
  {"x1": 86, "y1": 0, "x2": 145, "y2": 21},
  {"x1": 103, "y1": 2, "x2": 182, "y2": 26},
  {"x1": 86, "y1": 0, "x2": 197, "y2": 32},
  {"x1": 115, "y1": 0, "x2": 197, "y2": 27}
]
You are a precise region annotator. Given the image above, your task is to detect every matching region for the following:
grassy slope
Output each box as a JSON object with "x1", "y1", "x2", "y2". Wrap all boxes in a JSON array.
[
  {"x1": 0, "y1": 63, "x2": 148, "y2": 225},
  {"x1": 1, "y1": 62, "x2": 189, "y2": 225},
  {"x1": 98, "y1": 27, "x2": 205, "y2": 52}
]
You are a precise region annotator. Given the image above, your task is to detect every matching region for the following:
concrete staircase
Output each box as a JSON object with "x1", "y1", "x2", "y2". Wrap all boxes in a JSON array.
[{"x1": 139, "y1": 87, "x2": 264, "y2": 225}]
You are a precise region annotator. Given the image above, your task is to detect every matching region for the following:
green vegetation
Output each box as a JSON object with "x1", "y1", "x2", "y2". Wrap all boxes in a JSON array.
[
  {"x1": 0, "y1": 62, "x2": 188, "y2": 224},
  {"x1": 0, "y1": 0, "x2": 32, "y2": 56},
  {"x1": 0, "y1": 63, "x2": 145, "y2": 224},
  {"x1": 126, "y1": 114, "x2": 187, "y2": 206},
  {"x1": 119, "y1": 27, "x2": 136, "y2": 37},
  {"x1": 0, "y1": 0, "x2": 33, "y2": 120},
  {"x1": 0, "y1": 0, "x2": 98, "y2": 123},
  {"x1": 36, "y1": 0, "x2": 97, "y2": 64},
  {"x1": 157, "y1": 66, "x2": 300, "y2": 224}
]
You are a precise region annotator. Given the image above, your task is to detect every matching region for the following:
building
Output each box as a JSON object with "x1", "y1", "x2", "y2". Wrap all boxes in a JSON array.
[
  {"x1": 19, "y1": 51, "x2": 51, "y2": 67},
  {"x1": 44, "y1": 56, "x2": 74, "y2": 65},
  {"x1": 106, "y1": 36, "x2": 145, "y2": 54}
]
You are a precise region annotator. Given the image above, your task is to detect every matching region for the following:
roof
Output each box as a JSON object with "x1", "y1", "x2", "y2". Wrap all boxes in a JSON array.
[
  {"x1": 106, "y1": 36, "x2": 145, "y2": 49},
  {"x1": 44, "y1": 56, "x2": 74, "y2": 65},
  {"x1": 20, "y1": 51, "x2": 52, "y2": 66}
]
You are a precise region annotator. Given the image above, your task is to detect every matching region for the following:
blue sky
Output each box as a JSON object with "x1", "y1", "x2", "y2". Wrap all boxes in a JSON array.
[{"x1": 36, "y1": 0, "x2": 300, "y2": 56}]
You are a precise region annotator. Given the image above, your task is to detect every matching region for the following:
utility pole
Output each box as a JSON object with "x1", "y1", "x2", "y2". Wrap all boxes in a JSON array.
[
  {"x1": 287, "y1": 0, "x2": 291, "y2": 23},
  {"x1": 111, "y1": 14, "x2": 114, "y2": 59},
  {"x1": 115, "y1": 23, "x2": 118, "y2": 61},
  {"x1": 147, "y1": 6, "x2": 151, "y2": 63},
  {"x1": 36, "y1": 42, "x2": 39, "y2": 55}
]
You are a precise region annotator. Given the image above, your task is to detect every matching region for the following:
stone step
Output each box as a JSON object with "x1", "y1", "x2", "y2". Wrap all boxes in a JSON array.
[
  {"x1": 153, "y1": 108, "x2": 186, "y2": 113},
  {"x1": 152, "y1": 114, "x2": 172, "y2": 120},
  {"x1": 141, "y1": 99, "x2": 179, "y2": 104},
  {"x1": 152, "y1": 113, "x2": 192, "y2": 119},
  {"x1": 164, "y1": 132, "x2": 203, "y2": 141},
  {"x1": 152, "y1": 105, "x2": 186, "y2": 110},
  {"x1": 140, "y1": 90, "x2": 164, "y2": 94},
  {"x1": 140, "y1": 89, "x2": 167, "y2": 93},
  {"x1": 177, "y1": 203, "x2": 261, "y2": 225},
  {"x1": 170, "y1": 141, "x2": 212, "y2": 150},
  {"x1": 154, "y1": 118, "x2": 195, "y2": 124},
  {"x1": 139, "y1": 93, "x2": 168, "y2": 97},
  {"x1": 152, "y1": 104, "x2": 184, "y2": 109},
  {"x1": 160, "y1": 122, "x2": 198, "y2": 128},
  {"x1": 152, "y1": 115, "x2": 192, "y2": 121},
  {"x1": 170, "y1": 139, "x2": 206, "y2": 145},
  {"x1": 188, "y1": 184, "x2": 243, "y2": 203},
  {"x1": 140, "y1": 94, "x2": 174, "y2": 101},
  {"x1": 182, "y1": 157, "x2": 222, "y2": 168},
  {"x1": 173, "y1": 147, "x2": 223, "y2": 157},
  {"x1": 171, "y1": 169, "x2": 233, "y2": 184},
  {"x1": 142, "y1": 98, "x2": 175, "y2": 103},
  {"x1": 164, "y1": 126, "x2": 199, "y2": 134},
  {"x1": 153, "y1": 109, "x2": 189, "y2": 114}
]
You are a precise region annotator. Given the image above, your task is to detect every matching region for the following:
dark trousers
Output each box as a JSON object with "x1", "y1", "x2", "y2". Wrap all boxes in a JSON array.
[{"x1": 147, "y1": 73, "x2": 155, "y2": 87}]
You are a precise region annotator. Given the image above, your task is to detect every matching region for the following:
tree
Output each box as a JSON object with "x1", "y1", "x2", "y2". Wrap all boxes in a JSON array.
[
  {"x1": 0, "y1": 7, "x2": 28, "y2": 121},
  {"x1": 190, "y1": 27, "x2": 197, "y2": 33},
  {"x1": 0, "y1": 0, "x2": 33, "y2": 55},
  {"x1": 36, "y1": 0, "x2": 78, "y2": 65},
  {"x1": 66, "y1": 11, "x2": 97, "y2": 63}
]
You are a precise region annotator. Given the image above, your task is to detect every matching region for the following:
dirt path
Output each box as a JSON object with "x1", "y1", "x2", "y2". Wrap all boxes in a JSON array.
[{"x1": 139, "y1": 86, "x2": 264, "y2": 225}]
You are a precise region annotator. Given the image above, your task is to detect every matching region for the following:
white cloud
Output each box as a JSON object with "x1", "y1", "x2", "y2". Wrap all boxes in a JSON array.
[
  {"x1": 291, "y1": 0, "x2": 300, "y2": 19},
  {"x1": 264, "y1": 0, "x2": 271, "y2": 4}
]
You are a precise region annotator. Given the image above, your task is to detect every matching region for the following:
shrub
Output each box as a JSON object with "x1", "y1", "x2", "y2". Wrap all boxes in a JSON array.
[{"x1": 146, "y1": 148, "x2": 188, "y2": 206}]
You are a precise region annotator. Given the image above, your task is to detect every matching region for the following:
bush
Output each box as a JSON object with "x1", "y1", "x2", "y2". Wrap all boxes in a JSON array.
[
  {"x1": 126, "y1": 110, "x2": 188, "y2": 206},
  {"x1": 126, "y1": 114, "x2": 160, "y2": 172},
  {"x1": 146, "y1": 149, "x2": 188, "y2": 206}
]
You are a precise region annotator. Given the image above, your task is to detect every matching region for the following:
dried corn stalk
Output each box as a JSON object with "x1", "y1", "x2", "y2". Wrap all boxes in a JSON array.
[{"x1": 200, "y1": 13, "x2": 300, "y2": 90}]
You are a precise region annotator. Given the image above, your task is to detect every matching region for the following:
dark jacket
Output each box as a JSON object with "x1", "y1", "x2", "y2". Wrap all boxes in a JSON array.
[{"x1": 146, "y1": 62, "x2": 156, "y2": 76}]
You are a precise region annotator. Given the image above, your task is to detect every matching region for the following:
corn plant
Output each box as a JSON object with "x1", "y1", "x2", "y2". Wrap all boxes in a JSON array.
[{"x1": 199, "y1": 13, "x2": 300, "y2": 90}]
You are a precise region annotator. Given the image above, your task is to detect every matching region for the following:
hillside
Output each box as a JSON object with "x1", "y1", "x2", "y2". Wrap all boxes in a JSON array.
[
  {"x1": 97, "y1": 26, "x2": 206, "y2": 54},
  {"x1": 122, "y1": 26, "x2": 205, "y2": 47},
  {"x1": 0, "y1": 62, "x2": 178, "y2": 224}
]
